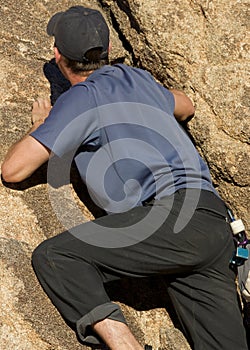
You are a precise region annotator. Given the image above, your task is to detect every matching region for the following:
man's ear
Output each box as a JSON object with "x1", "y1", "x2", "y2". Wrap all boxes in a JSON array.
[{"x1": 54, "y1": 47, "x2": 62, "y2": 64}]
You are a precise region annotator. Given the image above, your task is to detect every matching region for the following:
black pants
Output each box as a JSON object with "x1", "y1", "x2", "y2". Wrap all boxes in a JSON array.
[{"x1": 32, "y1": 190, "x2": 247, "y2": 349}]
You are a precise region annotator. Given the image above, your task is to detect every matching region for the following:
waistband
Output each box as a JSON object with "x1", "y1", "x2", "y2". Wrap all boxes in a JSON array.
[{"x1": 146, "y1": 189, "x2": 227, "y2": 218}]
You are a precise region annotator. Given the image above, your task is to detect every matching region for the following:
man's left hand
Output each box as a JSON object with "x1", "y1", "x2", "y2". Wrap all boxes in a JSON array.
[{"x1": 32, "y1": 98, "x2": 51, "y2": 125}]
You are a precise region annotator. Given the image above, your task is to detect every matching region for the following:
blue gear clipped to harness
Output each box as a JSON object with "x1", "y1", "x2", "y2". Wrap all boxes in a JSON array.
[{"x1": 228, "y1": 208, "x2": 249, "y2": 267}]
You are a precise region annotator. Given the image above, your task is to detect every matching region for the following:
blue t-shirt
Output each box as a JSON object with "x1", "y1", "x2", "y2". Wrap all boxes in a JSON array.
[{"x1": 31, "y1": 64, "x2": 216, "y2": 213}]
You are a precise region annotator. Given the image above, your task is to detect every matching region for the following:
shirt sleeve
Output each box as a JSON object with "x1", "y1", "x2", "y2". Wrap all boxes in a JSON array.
[
  {"x1": 140, "y1": 68, "x2": 175, "y2": 116},
  {"x1": 31, "y1": 84, "x2": 99, "y2": 157},
  {"x1": 155, "y1": 82, "x2": 175, "y2": 116}
]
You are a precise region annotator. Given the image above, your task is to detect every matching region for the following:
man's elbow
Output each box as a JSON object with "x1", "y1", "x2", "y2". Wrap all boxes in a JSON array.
[
  {"x1": 174, "y1": 106, "x2": 195, "y2": 122},
  {"x1": 171, "y1": 89, "x2": 195, "y2": 122},
  {"x1": 186, "y1": 103, "x2": 195, "y2": 119},
  {"x1": 177, "y1": 105, "x2": 195, "y2": 122},
  {"x1": 1, "y1": 163, "x2": 27, "y2": 183}
]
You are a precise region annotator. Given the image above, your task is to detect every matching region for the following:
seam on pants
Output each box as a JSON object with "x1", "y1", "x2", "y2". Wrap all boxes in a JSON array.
[{"x1": 46, "y1": 242, "x2": 70, "y2": 301}]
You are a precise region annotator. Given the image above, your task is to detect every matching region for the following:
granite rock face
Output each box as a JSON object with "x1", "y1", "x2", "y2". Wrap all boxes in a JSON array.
[{"x1": 0, "y1": 0, "x2": 249, "y2": 349}]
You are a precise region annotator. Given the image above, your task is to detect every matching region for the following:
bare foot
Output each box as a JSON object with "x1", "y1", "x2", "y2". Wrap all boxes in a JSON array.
[{"x1": 32, "y1": 98, "x2": 51, "y2": 124}]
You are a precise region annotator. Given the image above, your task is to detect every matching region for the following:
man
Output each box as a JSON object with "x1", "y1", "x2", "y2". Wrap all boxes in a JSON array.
[{"x1": 1, "y1": 6, "x2": 247, "y2": 350}]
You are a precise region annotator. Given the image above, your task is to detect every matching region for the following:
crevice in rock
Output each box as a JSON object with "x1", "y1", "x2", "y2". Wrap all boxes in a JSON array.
[
  {"x1": 211, "y1": 168, "x2": 248, "y2": 188},
  {"x1": 98, "y1": 0, "x2": 140, "y2": 66},
  {"x1": 114, "y1": 0, "x2": 141, "y2": 34},
  {"x1": 153, "y1": 53, "x2": 180, "y2": 87},
  {"x1": 220, "y1": 127, "x2": 250, "y2": 146},
  {"x1": 199, "y1": 5, "x2": 208, "y2": 19},
  {"x1": 198, "y1": 0, "x2": 213, "y2": 21},
  {"x1": 109, "y1": 10, "x2": 139, "y2": 65}
]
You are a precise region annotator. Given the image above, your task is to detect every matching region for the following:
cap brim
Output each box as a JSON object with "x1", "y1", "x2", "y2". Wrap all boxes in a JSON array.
[{"x1": 47, "y1": 12, "x2": 64, "y2": 36}]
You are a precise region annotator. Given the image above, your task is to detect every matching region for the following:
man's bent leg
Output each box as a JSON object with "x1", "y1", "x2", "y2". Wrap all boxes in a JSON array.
[
  {"x1": 32, "y1": 231, "x2": 129, "y2": 347},
  {"x1": 32, "y1": 203, "x2": 155, "y2": 347}
]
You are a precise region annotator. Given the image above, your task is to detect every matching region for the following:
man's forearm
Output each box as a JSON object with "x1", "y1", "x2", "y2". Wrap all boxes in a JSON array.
[
  {"x1": 1, "y1": 102, "x2": 51, "y2": 183},
  {"x1": 1, "y1": 98, "x2": 52, "y2": 183},
  {"x1": 2, "y1": 119, "x2": 44, "y2": 167}
]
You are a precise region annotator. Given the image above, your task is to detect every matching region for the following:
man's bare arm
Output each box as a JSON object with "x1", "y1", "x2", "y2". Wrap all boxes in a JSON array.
[
  {"x1": 171, "y1": 89, "x2": 195, "y2": 122},
  {"x1": 1, "y1": 98, "x2": 51, "y2": 183}
]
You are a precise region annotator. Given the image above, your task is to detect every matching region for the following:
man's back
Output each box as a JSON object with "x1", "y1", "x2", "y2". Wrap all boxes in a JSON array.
[{"x1": 31, "y1": 64, "x2": 216, "y2": 213}]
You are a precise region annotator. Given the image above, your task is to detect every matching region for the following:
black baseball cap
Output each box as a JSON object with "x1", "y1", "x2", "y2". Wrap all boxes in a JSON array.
[{"x1": 47, "y1": 6, "x2": 110, "y2": 62}]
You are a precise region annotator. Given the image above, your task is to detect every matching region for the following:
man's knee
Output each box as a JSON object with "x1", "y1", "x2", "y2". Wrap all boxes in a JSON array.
[
  {"x1": 32, "y1": 233, "x2": 92, "y2": 272},
  {"x1": 32, "y1": 238, "x2": 52, "y2": 272}
]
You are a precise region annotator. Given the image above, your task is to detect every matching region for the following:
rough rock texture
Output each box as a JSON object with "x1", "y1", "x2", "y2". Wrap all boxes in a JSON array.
[{"x1": 0, "y1": 0, "x2": 249, "y2": 349}]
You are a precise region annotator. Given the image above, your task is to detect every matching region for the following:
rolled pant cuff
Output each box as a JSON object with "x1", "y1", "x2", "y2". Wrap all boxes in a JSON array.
[{"x1": 76, "y1": 302, "x2": 126, "y2": 347}]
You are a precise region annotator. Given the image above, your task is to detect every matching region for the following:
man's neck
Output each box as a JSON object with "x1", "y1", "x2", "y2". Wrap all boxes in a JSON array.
[{"x1": 69, "y1": 71, "x2": 94, "y2": 86}]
